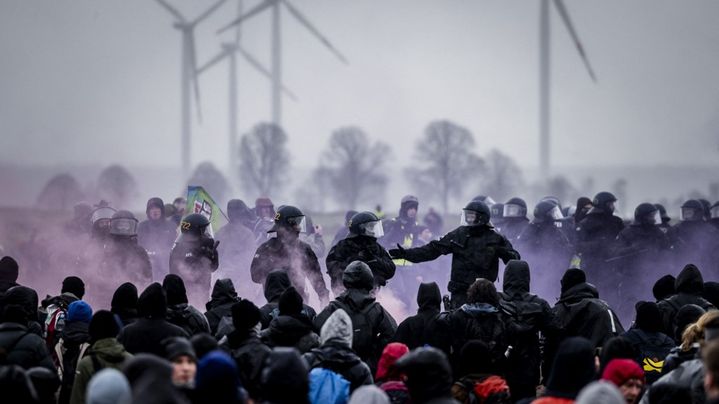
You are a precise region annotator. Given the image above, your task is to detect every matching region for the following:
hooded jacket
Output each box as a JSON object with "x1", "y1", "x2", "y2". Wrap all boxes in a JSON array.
[
  {"x1": 393, "y1": 282, "x2": 442, "y2": 349},
  {"x1": 124, "y1": 354, "x2": 190, "y2": 404},
  {"x1": 69, "y1": 337, "x2": 132, "y2": 404},
  {"x1": 163, "y1": 275, "x2": 211, "y2": 336},
  {"x1": 658, "y1": 264, "x2": 715, "y2": 335},
  {"x1": 552, "y1": 282, "x2": 624, "y2": 349},
  {"x1": 540, "y1": 337, "x2": 596, "y2": 401},
  {"x1": 0, "y1": 322, "x2": 54, "y2": 371},
  {"x1": 393, "y1": 347, "x2": 458, "y2": 404},
  {"x1": 221, "y1": 328, "x2": 271, "y2": 400},
  {"x1": 117, "y1": 283, "x2": 189, "y2": 356},
  {"x1": 110, "y1": 282, "x2": 138, "y2": 326},
  {"x1": 137, "y1": 197, "x2": 177, "y2": 255},
  {"x1": 261, "y1": 314, "x2": 319, "y2": 354},
  {"x1": 259, "y1": 271, "x2": 317, "y2": 329},
  {"x1": 303, "y1": 309, "x2": 373, "y2": 392},
  {"x1": 204, "y1": 279, "x2": 241, "y2": 335},
  {"x1": 6, "y1": 286, "x2": 43, "y2": 336}
]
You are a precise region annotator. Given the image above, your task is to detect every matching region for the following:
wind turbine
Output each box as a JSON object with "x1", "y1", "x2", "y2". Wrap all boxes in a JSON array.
[
  {"x1": 197, "y1": 0, "x2": 298, "y2": 177},
  {"x1": 217, "y1": 0, "x2": 348, "y2": 126},
  {"x1": 155, "y1": 0, "x2": 227, "y2": 181},
  {"x1": 539, "y1": 0, "x2": 597, "y2": 180}
]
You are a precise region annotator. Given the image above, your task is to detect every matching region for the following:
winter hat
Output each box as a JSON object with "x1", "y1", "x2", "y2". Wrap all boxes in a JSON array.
[
  {"x1": 343, "y1": 261, "x2": 374, "y2": 291},
  {"x1": 62, "y1": 276, "x2": 85, "y2": 299},
  {"x1": 674, "y1": 304, "x2": 706, "y2": 342},
  {"x1": 653, "y1": 275, "x2": 676, "y2": 301},
  {"x1": 137, "y1": 283, "x2": 167, "y2": 318},
  {"x1": 703, "y1": 282, "x2": 719, "y2": 308},
  {"x1": 263, "y1": 270, "x2": 292, "y2": 302},
  {"x1": 231, "y1": 299, "x2": 261, "y2": 331},
  {"x1": 575, "y1": 381, "x2": 624, "y2": 404},
  {"x1": 0, "y1": 256, "x2": 19, "y2": 282},
  {"x1": 544, "y1": 337, "x2": 595, "y2": 399},
  {"x1": 67, "y1": 300, "x2": 93, "y2": 323},
  {"x1": 86, "y1": 368, "x2": 131, "y2": 404},
  {"x1": 375, "y1": 342, "x2": 409, "y2": 382},
  {"x1": 278, "y1": 286, "x2": 303, "y2": 316},
  {"x1": 417, "y1": 282, "x2": 441, "y2": 311},
  {"x1": 601, "y1": 359, "x2": 644, "y2": 387},
  {"x1": 195, "y1": 350, "x2": 242, "y2": 403},
  {"x1": 162, "y1": 274, "x2": 188, "y2": 305},
  {"x1": 163, "y1": 337, "x2": 196, "y2": 362},
  {"x1": 635, "y1": 301, "x2": 662, "y2": 333},
  {"x1": 89, "y1": 310, "x2": 122, "y2": 342},
  {"x1": 320, "y1": 308, "x2": 353, "y2": 346},
  {"x1": 561, "y1": 268, "x2": 586, "y2": 294},
  {"x1": 111, "y1": 283, "x2": 138, "y2": 313},
  {"x1": 675, "y1": 264, "x2": 704, "y2": 295},
  {"x1": 191, "y1": 333, "x2": 218, "y2": 360}
]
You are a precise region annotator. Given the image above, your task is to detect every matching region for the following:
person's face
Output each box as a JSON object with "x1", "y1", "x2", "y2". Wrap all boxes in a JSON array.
[
  {"x1": 148, "y1": 207, "x2": 162, "y2": 221},
  {"x1": 259, "y1": 206, "x2": 273, "y2": 219},
  {"x1": 406, "y1": 207, "x2": 417, "y2": 219},
  {"x1": 619, "y1": 378, "x2": 643, "y2": 404},
  {"x1": 419, "y1": 228, "x2": 432, "y2": 242},
  {"x1": 171, "y1": 355, "x2": 196, "y2": 386},
  {"x1": 174, "y1": 201, "x2": 186, "y2": 215}
]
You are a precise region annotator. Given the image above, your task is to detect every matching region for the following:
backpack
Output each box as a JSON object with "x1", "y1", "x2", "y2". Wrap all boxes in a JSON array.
[
  {"x1": 452, "y1": 375, "x2": 511, "y2": 404},
  {"x1": 308, "y1": 367, "x2": 350, "y2": 404},
  {"x1": 328, "y1": 300, "x2": 377, "y2": 360},
  {"x1": 44, "y1": 302, "x2": 69, "y2": 353},
  {"x1": 630, "y1": 329, "x2": 673, "y2": 383}
]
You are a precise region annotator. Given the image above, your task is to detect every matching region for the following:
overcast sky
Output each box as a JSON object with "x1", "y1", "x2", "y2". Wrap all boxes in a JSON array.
[{"x1": 2, "y1": 0, "x2": 719, "y2": 174}]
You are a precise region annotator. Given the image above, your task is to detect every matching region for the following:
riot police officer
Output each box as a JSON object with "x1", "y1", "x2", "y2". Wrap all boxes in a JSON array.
[
  {"x1": 389, "y1": 200, "x2": 520, "y2": 307},
  {"x1": 500, "y1": 197, "x2": 530, "y2": 242},
  {"x1": 672, "y1": 199, "x2": 719, "y2": 277},
  {"x1": 575, "y1": 192, "x2": 625, "y2": 285},
  {"x1": 169, "y1": 213, "x2": 219, "y2": 305},
  {"x1": 250, "y1": 205, "x2": 329, "y2": 305},
  {"x1": 326, "y1": 211, "x2": 396, "y2": 295}
]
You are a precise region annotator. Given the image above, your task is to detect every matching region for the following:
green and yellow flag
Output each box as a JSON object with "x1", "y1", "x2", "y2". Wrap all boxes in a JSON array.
[{"x1": 186, "y1": 186, "x2": 228, "y2": 233}]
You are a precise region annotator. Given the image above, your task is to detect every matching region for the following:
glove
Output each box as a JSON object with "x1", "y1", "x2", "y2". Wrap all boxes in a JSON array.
[{"x1": 388, "y1": 243, "x2": 406, "y2": 259}]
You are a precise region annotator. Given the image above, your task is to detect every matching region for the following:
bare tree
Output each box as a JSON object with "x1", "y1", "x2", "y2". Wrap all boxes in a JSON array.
[
  {"x1": 316, "y1": 126, "x2": 391, "y2": 210},
  {"x1": 238, "y1": 122, "x2": 290, "y2": 197},
  {"x1": 479, "y1": 149, "x2": 525, "y2": 202},
  {"x1": 188, "y1": 162, "x2": 230, "y2": 205},
  {"x1": 406, "y1": 120, "x2": 484, "y2": 213},
  {"x1": 96, "y1": 165, "x2": 138, "y2": 208},
  {"x1": 36, "y1": 173, "x2": 85, "y2": 210}
]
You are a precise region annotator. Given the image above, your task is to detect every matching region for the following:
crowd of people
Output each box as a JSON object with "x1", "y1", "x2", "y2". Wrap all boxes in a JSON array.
[{"x1": 1, "y1": 190, "x2": 719, "y2": 403}]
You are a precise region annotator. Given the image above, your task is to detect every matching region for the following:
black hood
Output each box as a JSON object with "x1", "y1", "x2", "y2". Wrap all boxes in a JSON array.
[
  {"x1": 261, "y1": 347, "x2": 310, "y2": 402},
  {"x1": 264, "y1": 270, "x2": 291, "y2": 302},
  {"x1": 137, "y1": 283, "x2": 167, "y2": 319},
  {"x1": 145, "y1": 197, "x2": 165, "y2": 219},
  {"x1": 3, "y1": 286, "x2": 39, "y2": 321},
  {"x1": 417, "y1": 282, "x2": 441, "y2": 311},
  {"x1": 227, "y1": 199, "x2": 252, "y2": 224},
  {"x1": 310, "y1": 340, "x2": 362, "y2": 367},
  {"x1": 394, "y1": 347, "x2": 453, "y2": 402},
  {"x1": 162, "y1": 274, "x2": 188, "y2": 305},
  {"x1": 675, "y1": 264, "x2": 704, "y2": 295},
  {"x1": 111, "y1": 282, "x2": 138, "y2": 313},
  {"x1": 123, "y1": 353, "x2": 187, "y2": 403},
  {"x1": 544, "y1": 337, "x2": 595, "y2": 399},
  {"x1": 337, "y1": 289, "x2": 376, "y2": 312},
  {"x1": 502, "y1": 260, "x2": 530, "y2": 297},
  {"x1": 267, "y1": 314, "x2": 314, "y2": 345},
  {"x1": 206, "y1": 278, "x2": 239, "y2": 311},
  {"x1": 558, "y1": 282, "x2": 599, "y2": 304}
]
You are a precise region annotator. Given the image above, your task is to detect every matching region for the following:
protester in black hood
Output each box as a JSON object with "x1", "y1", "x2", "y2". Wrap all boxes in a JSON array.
[
  {"x1": 190, "y1": 333, "x2": 218, "y2": 361},
  {"x1": 660, "y1": 303, "x2": 707, "y2": 376},
  {"x1": 204, "y1": 278, "x2": 241, "y2": 335},
  {"x1": 653, "y1": 275, "x2": 676, "y2": 302},
  {"x1": 111, "y1": 282, "x2": 138, "y2": 326},
  {"x1": 0, "y1": 295, "x2": 54, "y2": 371},
  {"x1": 552, "y1": 268, "x2": 624, "y2": 349},
  {"x1": 118, "y1": 283, "x2": 188, "y2": 356},
  {"x1": 261, "y1": 287, "x2": 319, "y2": 354},
  {"x1": 703, "y1": 282, "x2": 719, "y2": 309},
  {"x1": 4, "y1": 285, "x2": 42, "y2": 336},
  {"x1": 260, "y1": 347, "x2": 310, "y2": 404},
  {"x1": 314, "y1": 261, "x2": 397, "y2": 372},
  {"x1": 657, "y1": 264, "x2": 715, "y2": 336},
  {"x1": 393, "y1": 347, "x2": 457, "y2": 404},
  {"x1": 220, "y1": 299, "x2": 270, "y2": 401},
  {"x1": 621, "y1": 301, "x2": 674, "y2": 383},
  {"x1": 499, "y1": 260, "x2": 558, "y2": 401},
  {"x1": 0, "y1": 256, "x2": 20, "y2": 293},
  {"x1": 123, "y1": 353, "x2": 190, "y2": 404},
  {"x1": 393, "y1": 282, "x2": 442, "y2": 349},
  {"x1": 536, "y1": 337, "x2": 596, "y2": 402},
  {"x1": 162, "y1": 274, "x2": 210, "y2": 336},
  {"x1": 259, "y1": 270, "x2": 316, "y2": 329},
  {"x1": 42, "y1": 276, "x2": 84, "y2": 315},
  {"x1": 574, "y1": 196, "x2": 593, "y2": 225},
  {"x1": 137, "y1": 197, "x2": 178, "y2": 282}
]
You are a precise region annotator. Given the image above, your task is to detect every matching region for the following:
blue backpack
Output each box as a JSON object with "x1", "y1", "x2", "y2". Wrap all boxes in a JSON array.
[{"x1": 309, "y1": 367, "x2": 350, "y2": 404}]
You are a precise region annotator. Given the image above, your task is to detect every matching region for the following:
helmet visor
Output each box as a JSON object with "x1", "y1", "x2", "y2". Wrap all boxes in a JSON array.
[
  {"x1": 483, "y1": 196, "x2": 496, "y2": 207},
  {"x1": 202, "y1": 223, "x2": 214, "y2": 239},
  {"x1": 287, "y1": 216, "x2": 306, "y2": 233},
  {"x1": 680, "y1": 207, "x2": 699, "y2": 221},
  {"x1": 503, "y1": 204, "x2": 523, "y2": 218},
  {"x1": 550, "y1": 206, "x2": 564, "y2": 221},
  {"x1": 110, "y1": 218, "x2": 138, "y2": 236},
  {"x1": 712, "y1": 206, "x2": 719, "y2": 219},
  {"x1": 461, "y1": 210, "x2": 478, "y2": 226},
  {"x1": 652, "y1": 211, "x2": 662, "y2": 225},
  {"x1": 360, "y1": 220, "x2": 384, "y2": 238}
]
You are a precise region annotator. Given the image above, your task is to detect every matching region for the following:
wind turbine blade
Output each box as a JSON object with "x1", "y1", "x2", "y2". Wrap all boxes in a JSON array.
[
  {"x1": 552, "y1": 0, "x2": 597, "y2": 82},
  {"x1": 217, "y1": 0, "x2": 276, "y2": 34},
  {"x1": 198, "y1": 49, "x2": 229, "y2": 75},
  {"x1": 282, "y1": 0, "x2": 348, "y2": 64},
  {"x1": 237, "y1": 47, "x2": 299, "y2": 102},
  {"x1": 154, "y1": 0, "x2": 187, "y2": 22},
  {"x1": 189, "y1": 33, "x2": 203, "y2": 122},
  {"x1": 191, "y1": 0, "x2": 228, "y2": 26}
]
